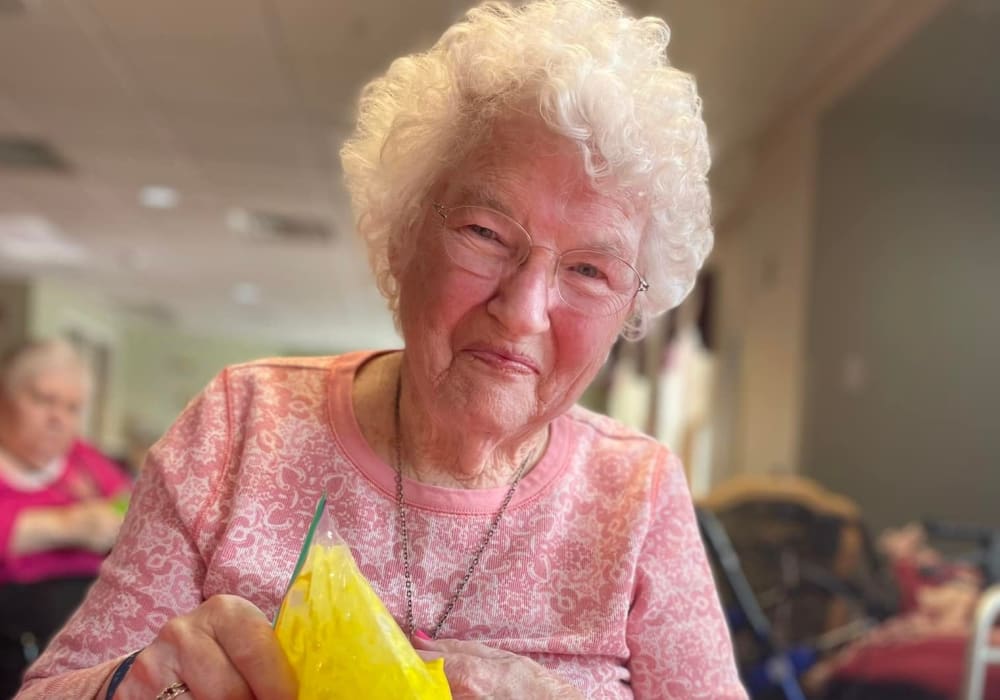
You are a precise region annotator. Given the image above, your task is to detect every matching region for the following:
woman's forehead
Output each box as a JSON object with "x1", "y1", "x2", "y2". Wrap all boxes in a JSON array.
[
  {"x1": 24, "y1": 368, "x2": 87, "y2": 394},
  {"x1": 451, "y1": 120, "x2": 640, "y2": 210}
]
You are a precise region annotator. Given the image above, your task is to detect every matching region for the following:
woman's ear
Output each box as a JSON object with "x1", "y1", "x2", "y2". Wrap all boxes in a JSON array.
[
  {"x1": 388, "y1": 218, "x2": 419, "y2": 280},
  {"x1": 389, "y1": 203, "x2": 432, "y2": 279},
  {"x1": 388, "y1": 237, "x2": 403, "y2": 279}
]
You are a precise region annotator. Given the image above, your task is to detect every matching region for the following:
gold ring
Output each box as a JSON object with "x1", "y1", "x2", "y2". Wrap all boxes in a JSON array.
[{"x1": 155, "y1": 681, "x2": 190, "y2": 699}]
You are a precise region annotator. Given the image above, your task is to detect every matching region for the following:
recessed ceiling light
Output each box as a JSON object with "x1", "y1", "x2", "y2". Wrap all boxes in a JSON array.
[
  {"x1": 225, "y1": 206, "x2": 334, "y2": 244},
  {"x1": 231, "y1": 282, "x2": 261, "y2": 306},
  {"x1": 226, "y1": 207, "x2": 251, "y2": 233},
  {"x1": 0, "y1": 215, "x2": 87, "y2": 264},
  {"x1": 139, "y1": 186, "x2": 179, "y2": 209}
]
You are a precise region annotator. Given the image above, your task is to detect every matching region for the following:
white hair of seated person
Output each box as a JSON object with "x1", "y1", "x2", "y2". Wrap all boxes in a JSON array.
[
  {"x1": 0, "y1": 338, "x2": 91, "y2": 399},
  {"x1": 340, "y1": 0, "x2": 712, "y2": 340}
]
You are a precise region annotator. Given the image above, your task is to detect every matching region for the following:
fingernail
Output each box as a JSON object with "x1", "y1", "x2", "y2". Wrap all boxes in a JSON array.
[{"x1": 414, "y1": 629, "x2": 431, "y2": 640}]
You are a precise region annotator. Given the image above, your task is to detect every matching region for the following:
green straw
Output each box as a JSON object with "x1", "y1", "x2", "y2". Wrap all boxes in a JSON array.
[{"x1": 274, "y1": 493, "x2": 327, "y2": 628}]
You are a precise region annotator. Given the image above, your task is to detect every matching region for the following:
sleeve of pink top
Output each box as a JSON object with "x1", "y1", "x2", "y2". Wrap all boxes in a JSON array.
[
  {"x1": 15, "y1": 370, "x2": 232, "y2": 700},
  {"x1": 626, "y1": 452, "x2": 748, "y2": 700}
]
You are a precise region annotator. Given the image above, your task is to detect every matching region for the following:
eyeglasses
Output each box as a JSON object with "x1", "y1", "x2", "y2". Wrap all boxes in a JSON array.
[{"x1": 432, "y1": 203, "x2": 648, "y2": 317}]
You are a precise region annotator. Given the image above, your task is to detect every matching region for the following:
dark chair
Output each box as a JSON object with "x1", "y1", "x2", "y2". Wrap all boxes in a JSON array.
[
  {"x1": 696, "y1": 505, "x2": 812, "y2": 700},
  {"x1": 696, "y1": 474, "x2": 899, "y2": 700},
  {"x1": 0, "y1": 576, "x2": 95, "y2": 699}
]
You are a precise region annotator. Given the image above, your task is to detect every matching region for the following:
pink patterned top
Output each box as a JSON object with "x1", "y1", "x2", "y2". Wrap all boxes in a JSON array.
[{"x1": 18, "y1": 352, "x2": 746, "y2": 699}]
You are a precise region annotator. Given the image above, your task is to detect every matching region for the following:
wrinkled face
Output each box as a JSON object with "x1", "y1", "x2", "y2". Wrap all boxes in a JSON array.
[
  {"x1": 0, "y1": 370, "x2": 86, "y2": 469},
  {"x1": 395, "y1": 119, "x2": 644, "y2": 436}
]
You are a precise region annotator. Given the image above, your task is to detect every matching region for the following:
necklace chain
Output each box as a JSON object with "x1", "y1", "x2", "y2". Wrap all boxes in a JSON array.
[{"x1": 393, "y1": 373, "x2": 531, "y2": 639}]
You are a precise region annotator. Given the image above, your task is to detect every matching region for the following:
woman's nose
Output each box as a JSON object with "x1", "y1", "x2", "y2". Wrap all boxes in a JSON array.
[
  {"x1": 48, "y1": 409, "x2": 67, "y2": 430},
  {"x1": 486, "y1": 251, "x2": 554, "y2": 336},
  {"x1": 49, "y1": 404, "x2": 76, "y2": 431}
]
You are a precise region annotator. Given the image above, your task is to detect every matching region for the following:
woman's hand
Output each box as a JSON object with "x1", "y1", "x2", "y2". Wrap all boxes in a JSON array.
[
  {"x1": 107, "y1": 595, "x2": 296, "y2": 700},
  {"x1": 9, "y1": 499, "x2": 123, "y2": 555},
  {"x1": 412, "y1": 636, "x2": 583, "y2": 700},
  {"x1": 69, "y1": 499, "x2": 124, "y2": 553}
]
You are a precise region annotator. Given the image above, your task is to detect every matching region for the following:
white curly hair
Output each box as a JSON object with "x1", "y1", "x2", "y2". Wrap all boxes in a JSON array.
[{"x1": 340, "y1": 0, "x2": 712, "y2": 339}]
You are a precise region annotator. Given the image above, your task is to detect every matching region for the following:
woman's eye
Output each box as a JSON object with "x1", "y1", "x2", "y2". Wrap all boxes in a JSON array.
[
  {"x1": 569, "y1": 262, "x2": 605, "y2": 280},
  {"x1": 27, "y1": 389, "x2": 57, "y2": 408},
  {"x1": 466, "y1": 224, "x2": 499, "y2": 240},
  {"x1": 461, "y1": 224, "x2": 514, "y2": 249}
]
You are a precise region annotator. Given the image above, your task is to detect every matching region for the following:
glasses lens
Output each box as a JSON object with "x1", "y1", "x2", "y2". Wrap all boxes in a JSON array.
[
  {"x1": 556, "y1": 250, "x2": 640, "y2": 316},
  {"x1": 439, "y1": 206, "x2": 526, "y2": 277},
  {"x1": 436, "y1": 204, "x2": 643, "y2": 317}
]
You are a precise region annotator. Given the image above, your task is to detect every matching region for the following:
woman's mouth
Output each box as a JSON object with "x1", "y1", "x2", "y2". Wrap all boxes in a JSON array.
[{"x1": 464, "y1": 347, "x2": 540, "y2": 374}]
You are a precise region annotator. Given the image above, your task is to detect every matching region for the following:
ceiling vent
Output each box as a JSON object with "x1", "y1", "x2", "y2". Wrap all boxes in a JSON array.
[
  {"x1": 118, "y1": 300, "x2": 177, "y2": 326},
  {"x1": 0, "y1": 137, "x2": 72, "y2": 172},
  {"x1": 0, "y1": 0, "x2": 26, "y2": 15},
  {"x1": 227, "y1": 208, "x2": 335, "y2": 245}
]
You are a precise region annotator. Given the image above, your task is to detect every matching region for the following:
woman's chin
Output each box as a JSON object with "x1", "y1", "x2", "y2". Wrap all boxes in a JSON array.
[
  {"x1": 24, "y1": 440, "x2": 72, "y2": 467},
  {"x1": 15, "y1": 454, "x2": 53, "y2": 472},
  {"x1": 445, "y1": 391, "x2": 538, "y2": 436}
]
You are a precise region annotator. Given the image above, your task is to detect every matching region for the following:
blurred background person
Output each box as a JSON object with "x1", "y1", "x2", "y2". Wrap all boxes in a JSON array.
[{"x1": 0, "y1": 338, "x2": 130, "y2": 699}]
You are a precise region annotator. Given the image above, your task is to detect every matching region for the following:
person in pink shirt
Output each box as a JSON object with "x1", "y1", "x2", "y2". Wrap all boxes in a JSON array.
[
  {"x1": 18, "y1": 1, "x2": 746, "y2": 698},
  {"x1": 0, "y1": 339, "x2": 130, "y2": 697}
]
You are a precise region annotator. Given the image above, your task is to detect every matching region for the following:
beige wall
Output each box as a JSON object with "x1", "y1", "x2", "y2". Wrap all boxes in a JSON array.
[
  {"x1": 118, "y1": 321, "x2": 285, "y2": 447},
  {"x1": 705, "y1": 0, "x2": 952, "y2": 487},
  {"x1": 802, "y1": 106, "x2": 1000, "y2": 533},
  {"x1": 0, "y1": 279, "x2": 30, "y2": 354},
  {"x1": 710, "y1": 119, "x2": 817, "y2": 480},
  {"x1": 19, "y1": 278, "x2": 293, "y2": 458}
]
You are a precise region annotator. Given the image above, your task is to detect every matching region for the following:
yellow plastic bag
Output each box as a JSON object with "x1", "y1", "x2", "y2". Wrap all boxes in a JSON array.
[{"x1": 275, "y1": 495, "x2": 451, "y2": 699}]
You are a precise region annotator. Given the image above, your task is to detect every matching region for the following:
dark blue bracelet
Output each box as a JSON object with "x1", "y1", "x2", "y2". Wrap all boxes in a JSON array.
[{"x1": 105, "y1": 649, "x2": 142, "y2": 700}]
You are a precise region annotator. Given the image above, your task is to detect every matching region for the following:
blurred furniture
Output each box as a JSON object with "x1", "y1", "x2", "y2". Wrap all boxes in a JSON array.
[
  {"x1": 925, "y1": 520, "x2": 1000, "y2": 587},
  {"x1": 697, "y1": 473, "x2": 900, "y2": 700},
  {"x1": 696, "y1": 505, "x2": 811, "y2": 700},
  {"x1": 0, "y1": 576, "x2": 95, "y2": 698},
  {"x1": 963, "y1": 584, "x2": 1000, "y2": 700},
  {"x1": 700, "y1": 473, "x2": 1000, "y2": 700},
  {"x1": 698, "y1": 474, "x2": 895, "y2": 646}
]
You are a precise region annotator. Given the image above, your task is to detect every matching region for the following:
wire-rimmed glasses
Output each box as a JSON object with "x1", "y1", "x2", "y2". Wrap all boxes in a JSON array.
[{"x1": 433, "y1": 203, "x2": 648, "y2": 317}]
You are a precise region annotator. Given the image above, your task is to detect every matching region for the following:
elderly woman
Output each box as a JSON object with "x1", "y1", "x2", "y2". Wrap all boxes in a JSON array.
[
  {"x1": 17, "y1": 1, "x2": 745, "y2": 698},
  {"x1": 0, "y1": 339, "x2": 129, "y2": 697}
]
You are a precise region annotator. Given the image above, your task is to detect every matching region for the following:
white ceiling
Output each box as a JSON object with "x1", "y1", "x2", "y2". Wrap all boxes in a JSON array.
[{"x1": 0, "y1": 0, "x2": 952, "y2": 349}]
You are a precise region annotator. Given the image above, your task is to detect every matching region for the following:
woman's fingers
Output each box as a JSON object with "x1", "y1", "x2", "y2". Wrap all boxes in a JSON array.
[
  {"x1": 171, "y1": 638, "x2": 253, "y2": 700},
  {"x1": 412, "y1": 637, "x2": 518, "y2": 698},
  {"x1": 411, "y1": 636, "x2": 584, "y2": 700},
  {"x1": 116, "y1": 595, "x2": 295, "y2": 700},
  {"x1": 413, "y1": 635, "x2": 511, "y2": 660},
  {"x1": 73, "y1": 500, "x2": 124, "y2": 552},
  {"x1": 415, "y1": 649, "x2": 444, "y2": 662},
  {"x1": 204, "y1": 596, "x2": 297, "y2": 700}
]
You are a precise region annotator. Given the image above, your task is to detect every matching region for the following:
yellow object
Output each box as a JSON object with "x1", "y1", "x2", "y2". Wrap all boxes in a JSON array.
[
  {"x1": 275, "y1": 520, "x2": 451, "y2": 699},
  {"x1": 110, "y1": 493, "x2": 130, "y2": 516}
]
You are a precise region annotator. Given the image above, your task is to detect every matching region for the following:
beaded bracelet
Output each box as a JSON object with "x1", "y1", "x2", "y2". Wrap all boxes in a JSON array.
[{"x1": 105, "y1": 649, "x2": 142, "y2": 700}]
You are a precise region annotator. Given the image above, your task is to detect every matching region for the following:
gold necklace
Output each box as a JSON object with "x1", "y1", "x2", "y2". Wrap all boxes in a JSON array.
[{"x1": 392, "y1": 373, "x2": 531, "y2": 639}]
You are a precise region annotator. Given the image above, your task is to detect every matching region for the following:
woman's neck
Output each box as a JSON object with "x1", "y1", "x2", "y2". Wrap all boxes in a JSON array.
[
  {"x1": 396, "y1": 393, "x2": 547, "y2": 489},
  {"x1": 353, "y1": 351, "x2": 547, "y2": 489},
  {"x1": 0, "y1": 443, "x2": 64, "y2": 490},
  {"x1": 0, "y1": 437, "x2": 44, "y2": 472}
]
